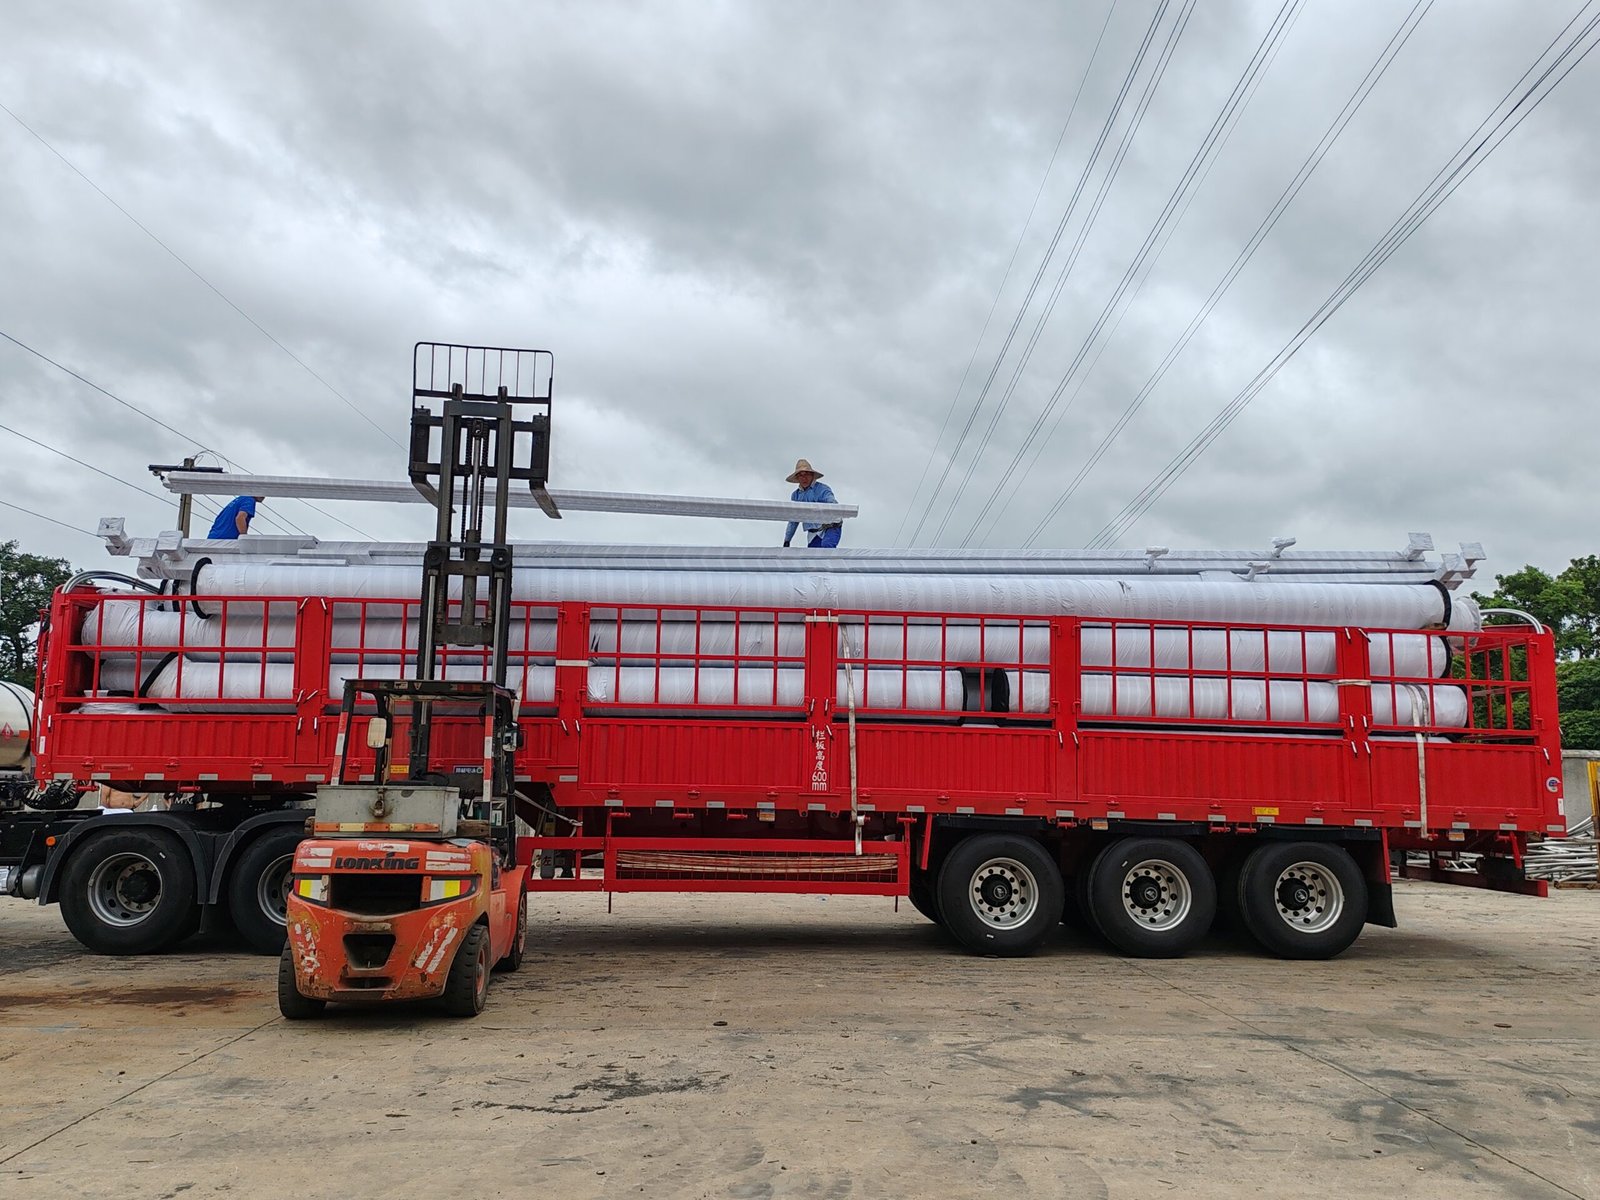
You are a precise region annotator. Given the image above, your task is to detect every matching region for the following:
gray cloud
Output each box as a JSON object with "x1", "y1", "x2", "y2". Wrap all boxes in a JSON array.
[{"x1": 1, "y1": 0, "x2": 1596, "y2": 584}]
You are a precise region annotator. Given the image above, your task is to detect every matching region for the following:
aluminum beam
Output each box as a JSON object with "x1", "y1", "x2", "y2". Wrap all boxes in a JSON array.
[{"x1": 162, "y1": 472, "x2": 857, "y2": 524}]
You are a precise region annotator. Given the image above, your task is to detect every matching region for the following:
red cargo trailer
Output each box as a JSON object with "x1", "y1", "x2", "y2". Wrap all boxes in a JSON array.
[{"x1": 20, "y1": 586, "x2": 1566, "y2": 960}]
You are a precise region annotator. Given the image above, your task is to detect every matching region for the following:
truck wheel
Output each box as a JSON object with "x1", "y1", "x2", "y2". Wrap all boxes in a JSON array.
[
  {"x1": 227, "y1": 827, "x2": 302, "y2": 955},
  {"x1": 936, "y1": 834, "x2": 1063, "y2": 957},
  {"x1": 1085, "y1": 837, "x2": 1216, "y2": 958},
  {"x1": 443, "y1": 924, "x2": 491, "y2": 1016},
  {"x1": 907, "y1": 870, "x2": 943, "y2": 925},
  {"x1": 1237, "y1": 842, "x2": 1368, "y2": 960},
  {"x1": 495, "y1": 892, "x2": 527, "y2": 973},
  {"x1": 59, "y1": 828, "x2": 200, "y2": 955},
  {"x1": 277, "y1": 944, "x2": 325, "y2": 1020}
]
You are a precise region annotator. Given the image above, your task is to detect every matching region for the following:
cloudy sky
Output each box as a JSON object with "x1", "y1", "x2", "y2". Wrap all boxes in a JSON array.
[{"x1": 2, "y1": 0, "x2": 1596, "y2": 582}]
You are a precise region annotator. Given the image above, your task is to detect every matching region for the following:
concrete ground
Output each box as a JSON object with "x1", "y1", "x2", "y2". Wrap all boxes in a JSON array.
[{"x1": 1, "y1": 883, "x2": 1596, "y2": 1200}]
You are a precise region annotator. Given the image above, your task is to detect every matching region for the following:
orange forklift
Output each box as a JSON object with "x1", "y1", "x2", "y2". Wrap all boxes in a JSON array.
[{"x1": 278, "y1": 344, "x2": 553, "y2": 1019}]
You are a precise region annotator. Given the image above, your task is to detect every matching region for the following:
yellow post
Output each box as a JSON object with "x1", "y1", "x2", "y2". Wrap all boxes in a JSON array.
[{"x1": 1589, "y1": 760, "x2": 1599, "y2": 879}]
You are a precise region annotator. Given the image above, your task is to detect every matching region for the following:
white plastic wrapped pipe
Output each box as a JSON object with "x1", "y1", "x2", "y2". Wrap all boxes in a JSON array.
[
  {"x1": 1003, "y1": 672, "x2": 1469, "y2": 726},
  {"x1": 90, "y1": 658, "x2": 962, "y2": 715},
  {"x1": 81, "y1": 605, "x2": 1455, "y2": 683},
  {"x1": 843, "y1": 624, "x2": 1450, "y2": 676},
  {"x1": 584, "y1": 667, "x2": 962, "y2": 710},
  {"x1": 92, "y1": 659, "x2": 556, "y2": 709},
  {"x1": 192, "y1": 562, "x2": 1464, "y2": 630}
]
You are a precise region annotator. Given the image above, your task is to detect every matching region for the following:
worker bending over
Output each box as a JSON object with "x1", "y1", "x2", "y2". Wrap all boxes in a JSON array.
[
  {"x1": 782, "y1": 459, "x2": 842, "y2": 549},
  {"x1": 207, "y1": 495, "x2": 265, "y2": 539}
]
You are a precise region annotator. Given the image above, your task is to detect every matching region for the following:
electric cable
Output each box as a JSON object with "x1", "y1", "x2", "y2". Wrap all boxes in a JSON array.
[
  {"x1": 892, "y1": 0, "x2": 1120, "y2": 545},
  {"x1": 905, "y1": 0, "x2": 1177, "y2": 546},
  {"x1": 0, "y1": 327, "x2": 375, "y2": 539},
  {"x1": 1088, "y1": 4, "x2": 1600, "y2": 548},
  {"x1": 1019, "y1": 0, "x2": 1433, "y2": 547},
  {"x1": 0, "y1": 98, "x2": 405, "y2": 451},
  {"x1": 922, "y1": 0, "x2": 1199, "y2": 546},
  {"x1": 956, "y1": 0, "x2": 1307, "y2": 548},
  {"x1": 928, "y1": 0, "x2": 1201, "y2": 546},
  {"x1": 0, "y1": 497, "x2": 100, "y2": 539}
]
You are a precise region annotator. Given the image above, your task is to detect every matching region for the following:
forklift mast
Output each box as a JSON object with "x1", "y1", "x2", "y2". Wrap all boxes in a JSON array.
[{"x1": 403, "y1": 343, "x2": 556, "y2": 790}]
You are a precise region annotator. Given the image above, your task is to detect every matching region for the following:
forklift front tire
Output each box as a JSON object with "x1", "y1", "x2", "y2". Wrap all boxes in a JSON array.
[
  {"x1": 277, "y1": 945, "x2": 326, "y2": 1020},
  {"x1": 443, "y1": 924, "x2": 491, "y2": 1017}
]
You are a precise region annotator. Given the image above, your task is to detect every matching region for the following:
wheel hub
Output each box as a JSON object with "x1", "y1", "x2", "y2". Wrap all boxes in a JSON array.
[
  {"x1": 119, "y1": 866, "x2": 159, "y2": 908},
  {"x1": 981, "y1": 877, "x2": 1015, "y2": 907},
  {"x1": 1279, "y1": 879, "x2": 1312, "y2": 911},
  {"x1": 968, "y1": 857, "x2": 1040, "y2": 930},
  {"x1": 87, "y1": 852, "x2": 164, "y2": 927},
  {"x1": 1272, "y1": 861, "x2": 1344, "y2": 933},
  {"x1": 1129, "y1": 877, "x2": 1163, "y2": 909},
  {"x1": 1119, "y1": 859, "x2": 1193, "y2": 931}
]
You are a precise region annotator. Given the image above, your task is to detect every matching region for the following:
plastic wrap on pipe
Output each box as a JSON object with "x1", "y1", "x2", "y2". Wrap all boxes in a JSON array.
[
  {"x1": 90, "y1": 659, "x2": 964, "y2": 715},
  {"x1": 1003, "y1": 672, "x2": 1469, "y2": 727},
  {"x1": 82, "y1": 603, "x2": 1454, "y2": 679},
  {"x1": 92, "y1": 659, "x2": 557, "y2": 710},
  {"x1": 584, "y1": 667, "x2": 962, "y2": 710},
  {"x1": 192, "y1": 563, "x2": 1457, "y2": 628}
]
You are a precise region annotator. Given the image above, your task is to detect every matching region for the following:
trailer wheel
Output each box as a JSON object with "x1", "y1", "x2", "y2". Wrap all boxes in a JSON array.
[
  {"x1": 277, "y1": 944, "x2": 325, "y2": 1020},
  {"x1": 936, "y1": 834, "x2": 1063, "y2": 957},
  {"x1": 59, "y1": 828, "x2": 200, "y2": 955},
  {"x1": 443, "y1": 924, "x2": 491, "y2": 1016},
  {"x1": 495, "y1": 892, "x2": 527, "y2": 973},
  {"x1": 907, "y1": 870, "x2": 943, "y2": 925},
  {"x1": 1238, "y1": 842, "x2": 1367, "y2": 960},
  {"x1": 1085, "y1": 837, "x2": 1216, "y2": 958},
  {"x1": 227, "y1": 827, "x2": 303, "y2": 955}
]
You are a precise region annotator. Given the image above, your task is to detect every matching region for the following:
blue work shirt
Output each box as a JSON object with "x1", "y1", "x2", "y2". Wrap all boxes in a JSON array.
[
  {"x1": 785, "y1": 481, "x2": 839, "y2": 546},
  {"x1": 207, "y1": 495, "x2": 257, "y2": 539}
]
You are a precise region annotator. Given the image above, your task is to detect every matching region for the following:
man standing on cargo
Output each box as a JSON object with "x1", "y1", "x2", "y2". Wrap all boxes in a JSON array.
[
  {"x1": 782, "y1": 460, "x2": 842, "y2": 548},
  {"x1": 206, "y1": 495, "x2": 265, "y2": 539}
]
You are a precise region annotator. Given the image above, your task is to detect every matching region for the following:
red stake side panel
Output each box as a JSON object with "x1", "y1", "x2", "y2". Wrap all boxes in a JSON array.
[{"x1": 33, "y1": 590, "x2": 1567, "y2": 838}]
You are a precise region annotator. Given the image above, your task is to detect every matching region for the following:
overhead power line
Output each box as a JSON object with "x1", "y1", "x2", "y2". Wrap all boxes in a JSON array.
[
  {"x1": 0, "y1": 99, "x2": 404, "y2": 451},
  {"x1": 957, "y1": 0, "x2": 1307, "y2": 548},
  {"x1": 0, "y1": 327, "x2": 375, "y2": 539},
  {"x1": 905, "y1": 0, "x2": 1180, "y2": 546},
  {"x1": 0, "y1": 497, "x2": 100, "y2": 540},
  {"x1": 0, "y1": 412, "x2": 222, "y2": 530},
  {"x1": 1087, "y1": 3, "x2": 1600, "y2": 549},
  {"x1": 927, "y1": 0, "x2": 1202, "y2": 547},
  {"x1": 1020, "y1": 0, "x2": 1433, "y2": 548},
  {"x1": 892, "y1": 0, "x2": 1120, "y2": 546}
]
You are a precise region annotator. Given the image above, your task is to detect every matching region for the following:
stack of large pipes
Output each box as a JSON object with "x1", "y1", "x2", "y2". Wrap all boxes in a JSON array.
[{"x1": 82, "y1": 541, "x2": 1477, "y2": 727}]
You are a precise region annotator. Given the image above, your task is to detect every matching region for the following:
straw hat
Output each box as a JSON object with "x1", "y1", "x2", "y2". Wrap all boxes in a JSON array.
[{"x1": 786, "y1": 458, "x2": 823, "y2": 483}]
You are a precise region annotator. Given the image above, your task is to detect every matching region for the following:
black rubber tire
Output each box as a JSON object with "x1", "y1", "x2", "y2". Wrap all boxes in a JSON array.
[
  {"x1": 59, "y1": 828, "x2": 200, "y2": 955},
  {"x1": 1085, "y1": 837, "x2": 1216, "y2": 959},
  {"x1": 443, "y1": 924, "x2": 491, "y2": 1017},
  {"x1": 1213, "y1": 853, "x2": 1247, "y2": 937},
  {"x1": 227, "y1": 826, "x2": 303, "y2": 956},
  {"x1": 495, "y1": 892, "x2": 527, "y2": 973},
  {"x1": 277, "y1": 944, "x2": 325, "y2": 1020},
  {"x1": 1237, "y1": 841, "x2": 1368, "y2": 960},
  {"x1": 907, "y1": 870, "x2": 943, "y2": 925},
  {"x1": 935, "y1": 834, "x2": 1064, "y2": 957}
]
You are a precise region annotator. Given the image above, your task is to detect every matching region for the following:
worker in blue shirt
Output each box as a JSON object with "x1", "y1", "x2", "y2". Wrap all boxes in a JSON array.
[
  {"x1": 782, "y1": 459, "x2": 842, "y2": 548},
  {"x1": 206, "y1": 495, "x2": 265, "y2": 539}
]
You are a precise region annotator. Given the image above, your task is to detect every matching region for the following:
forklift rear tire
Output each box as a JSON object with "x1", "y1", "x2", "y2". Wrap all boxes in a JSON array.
[
  {"x1": 228, "y1": 826, "x2": 302, "y2": 955},
  {"x1": 59, "y1": 828, "x2": 200, "y2": 955},
  {"x1": 495, "y1": 892, "x2": 527, "y2": 973},
  {"x1": 277, "y1": 945, "x2": 325, "y2": 1020},
  {"x1": 443, "y1": 924, "x2": 491, "y2": 1016}
]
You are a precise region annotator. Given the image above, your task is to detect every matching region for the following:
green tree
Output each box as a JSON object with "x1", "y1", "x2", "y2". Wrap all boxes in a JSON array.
[
  {"x1": 0, "y1": 540, "x2": 75, "y2": 689},
  {"x1": 1476, "y1": 556, "x2": 1600, "y2": 750}
]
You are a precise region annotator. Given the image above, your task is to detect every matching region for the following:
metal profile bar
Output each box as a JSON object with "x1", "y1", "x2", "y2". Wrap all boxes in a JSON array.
[{"x1": 161, "y1": 472, "x2": 858, "y2": 524}]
